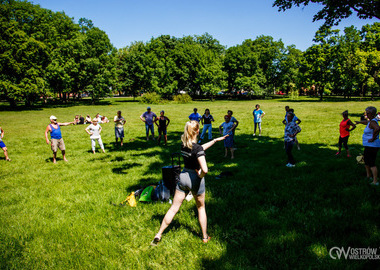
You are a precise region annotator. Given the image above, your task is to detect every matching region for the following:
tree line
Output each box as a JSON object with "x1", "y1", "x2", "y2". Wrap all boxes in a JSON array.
[{"x1": 0, "y1": 0, "x2": 379, "y2": 107}]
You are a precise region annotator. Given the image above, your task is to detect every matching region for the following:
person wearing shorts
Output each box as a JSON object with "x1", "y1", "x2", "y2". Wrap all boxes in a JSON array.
[
  {"x1": 0, "y1": 125, "x2": 11, "y2": 161},
  {"x1": 85, "y1": 118, "x2": 105, "y2": 154},
  {"x1": 155, "y1": 110, "x2": 170, "y2": 145},
  {"x1": 336, "y1": 110, "x2": 356, "y2": 157},
  {"x1": 253, "y1": 104, "x2": 265, "y2": 136},
  {"x1": 356, "y1": 106, "x2": 380, "y2": 186},
  {"x1": 114, "y1": 111, "x2": 125, "y2": 146},
  {"x1": 140, "y1": 107, "x2": 157, "y2": 141},
  {"x1": 45, "y1": 115, "x2": 74, "y2": 163},
  {"x1": 152, "y1": 121, "x2": 227, "y2": 245}
]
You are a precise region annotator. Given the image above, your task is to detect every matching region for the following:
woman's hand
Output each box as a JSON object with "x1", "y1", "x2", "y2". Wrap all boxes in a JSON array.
[{"x1": 215, "y1": 134, "x2": 228, "y2": 141}]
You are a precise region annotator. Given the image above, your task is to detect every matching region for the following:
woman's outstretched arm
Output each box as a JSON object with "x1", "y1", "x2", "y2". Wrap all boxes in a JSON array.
[{"x1": 201, "y1": 135, "x2": 228, "y2": 151}]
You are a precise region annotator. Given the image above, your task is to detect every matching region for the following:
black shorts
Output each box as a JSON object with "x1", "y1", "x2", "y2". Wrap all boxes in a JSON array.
[
  {"x1": 364, "y1": 146, "x2": 379, "y2": 167},
  {"x1": 158, "y1": 127, "x2": 167, "y2": 135}
]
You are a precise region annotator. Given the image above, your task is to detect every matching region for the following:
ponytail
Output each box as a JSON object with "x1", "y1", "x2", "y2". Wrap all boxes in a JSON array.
[{"x1": 181, "y1": 121, "x2": 199, "y2": 149}]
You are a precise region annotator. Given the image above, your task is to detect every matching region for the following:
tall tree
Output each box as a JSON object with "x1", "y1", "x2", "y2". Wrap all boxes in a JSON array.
[
  {"x1": 273, "y1": 0, "x2": 380, "y2": 26},
  {"x1": 302, "y1": 27, "x2": 339, "y2": 100}
]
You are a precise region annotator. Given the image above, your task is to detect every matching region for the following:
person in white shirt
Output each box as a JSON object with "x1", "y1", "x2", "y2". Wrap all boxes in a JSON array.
[{"x1": 85, "y1": 119, "x2": 105, "y2": 154}]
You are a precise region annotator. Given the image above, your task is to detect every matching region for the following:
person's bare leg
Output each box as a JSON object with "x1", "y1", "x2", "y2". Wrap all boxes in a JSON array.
[
  {"x1": 62, "y1": 150, "x2": 68, "y2": 162},
  {"x1": 370, "y1": 166, "x2": 378, "y2": 184},
  {"x1": 224, "y1": 148, "x2": 227, "y2": 157},
  {"x1": 164, "y1": 135, "x2": 167, "y2": 145},
  {"x1": 365, "y1": 165, "x2": 372, "y2": 178},
  {"x1": 194, "y1": 193, "x2": 208, "y2": 240},
  {"x1": 3, "y1": 147, "x2": 10, "y2": 161},
  {"x1": 154, "y1": 190, "x2": 186, "y2": 239},
  {"x1": 53, "y1": 151, "x2": 57, "y2": 163},
  {"x1": 230, "y1": 148, "x2": 235, "y2": 159},
  {"x1": 120, "y1": 138, "x2": 123, "y2": 146}
]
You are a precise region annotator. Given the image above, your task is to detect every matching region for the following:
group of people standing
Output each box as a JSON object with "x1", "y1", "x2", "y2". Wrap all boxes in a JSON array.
[{"x1": 336, "y1": 106, "x2": 380, "y2": 186}]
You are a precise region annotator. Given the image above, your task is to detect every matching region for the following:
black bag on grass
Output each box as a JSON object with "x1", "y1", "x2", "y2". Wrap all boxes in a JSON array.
[
  {"x1": 152, "y1": 180, "x2": 170, "y2": 202},
  {"x1": 162, "y1": 152, "x2": 181, "y2": 196}
]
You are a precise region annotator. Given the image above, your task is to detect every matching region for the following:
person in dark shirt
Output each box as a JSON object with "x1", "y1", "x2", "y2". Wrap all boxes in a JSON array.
[
  {"x1": 79, "y1": 115, "x2": 85, "y2": 125},
  {"x1": 152, "y1": 120, "x2": 227, "y2": 245},
  {"x1": 154, "y1": 110, "x2": 170, "y2": 145},
  {"x1": 199, "y1": 109, "x2": 214, "y2": 143}
]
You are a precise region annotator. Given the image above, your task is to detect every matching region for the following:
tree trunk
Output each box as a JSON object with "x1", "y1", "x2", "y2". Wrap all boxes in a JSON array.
[
  {"x1": 8, "y1": 98, "x2": 17, "y2": 108},
  {"x1": 319, "y1": 86, "x2": 324, "y2": 101}
]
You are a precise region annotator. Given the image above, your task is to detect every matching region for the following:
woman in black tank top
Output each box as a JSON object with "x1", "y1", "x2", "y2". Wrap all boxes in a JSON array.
[
  {"x1": 155, "y1": 110, "x2": 170, "y2": 145},
  {"x1": 152, "y1": 121, "x2": 227, "y2": 245}
]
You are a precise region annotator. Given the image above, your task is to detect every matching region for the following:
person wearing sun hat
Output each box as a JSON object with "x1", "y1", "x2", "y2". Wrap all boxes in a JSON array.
[
  {"x1": 44, "y1": 115, "x2": 75, "y2": 163},
  {"x1": 140, "y1": 106, "x2": 157, "y2": 141}
]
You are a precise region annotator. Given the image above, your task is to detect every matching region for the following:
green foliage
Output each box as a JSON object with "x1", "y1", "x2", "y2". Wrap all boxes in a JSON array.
[
  {"x1": 1, "y1": 0, "x2": 380, "y2": 107},
  {"x1": 224, "y1": 36, "x2": 284, "y2": 95},
  {"x1": 0, "y1": 0, "x2": 115, "y2": 106},
  {"x1": 273, "y1": 0, "x2": 380, "y2": 26},
  {"x1": 173, "y1": 94, "x2": 192, "y2": 103},
  {"x1": 139, "y1": 92, "x2": 165, "y2": 104}
]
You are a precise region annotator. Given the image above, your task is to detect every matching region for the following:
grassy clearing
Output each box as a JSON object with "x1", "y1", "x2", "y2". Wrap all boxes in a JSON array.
[{"x1": 1, "y1": 97, "x2": 380, "y2": 269}]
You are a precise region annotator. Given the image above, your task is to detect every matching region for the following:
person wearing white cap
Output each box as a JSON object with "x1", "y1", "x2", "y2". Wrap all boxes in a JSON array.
[
  {"x1": 140, "y1": 106, "x2": 157, "y2": 141},
  {"x1": 44, "y1": 115, "x2": 74, "y2": 163}
]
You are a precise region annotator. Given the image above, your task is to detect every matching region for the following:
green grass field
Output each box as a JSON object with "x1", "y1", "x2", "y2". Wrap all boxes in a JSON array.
[{"x1": 1, "y1": 97, "x2": 380, "y2": 269}]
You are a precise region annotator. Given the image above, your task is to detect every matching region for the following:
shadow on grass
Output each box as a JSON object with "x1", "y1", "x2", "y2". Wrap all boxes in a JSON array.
[
  {"x1": 198, "y1": 134, "x2": 380, "y2": 268},
  {"x1": 106, "y1": 125, "x2": 379, "y2": 268},
  {"x1": 112, "y1": 163, "x2": 142, "y2": 174},
  {"x1": 277, "y1": 96, "x2": 380, "y2": 103}
]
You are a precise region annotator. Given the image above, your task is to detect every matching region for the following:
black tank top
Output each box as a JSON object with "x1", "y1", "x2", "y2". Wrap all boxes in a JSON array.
[{"x1": 159, "y1": 117, "x2": 168, "y2": 129}]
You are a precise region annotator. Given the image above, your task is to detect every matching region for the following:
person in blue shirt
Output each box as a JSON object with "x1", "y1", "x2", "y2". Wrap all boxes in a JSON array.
[
  {"x1": 253, "y1": 104, "x2": 265, "y2": 136},
  {"x1": 219, "y1": 115, "x2": 237, "y2": 159},
  {"x1": 44, "y1": 115, "x2": 75, "y2": 163},
  {"x1": 189, "y1": 108, "x2": 202, "y2": 122},
  {"x1": 140, "y1": 107, "x2": 157, "y2": 141}
]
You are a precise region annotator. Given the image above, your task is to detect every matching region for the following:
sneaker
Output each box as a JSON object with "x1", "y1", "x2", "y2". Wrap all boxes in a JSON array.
[
  {"x1": 370, "y1": 182, "x2": 379, "y2": 186},
  {"x1": 253, "y1": 134, "x2": 256, "y2": 136},
  {"x1": 150, "y1": 237, "x2": 161, "y2": 246},
  {"x1": 286, "y1": 163, "x2": 295, "y2": 167},
  {"x1": 259, "y1": 134, "x2": 261, "y2": 136}
]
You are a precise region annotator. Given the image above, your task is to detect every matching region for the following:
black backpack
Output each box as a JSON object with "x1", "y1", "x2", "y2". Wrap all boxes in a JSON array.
[{"x1": 152, "y1": 180, "x2": 170, "y2": 202}]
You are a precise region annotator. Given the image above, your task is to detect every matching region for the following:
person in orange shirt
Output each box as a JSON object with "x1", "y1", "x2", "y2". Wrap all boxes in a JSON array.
[{"x1": 336, "y1": 110, "x2": 356, "y2": 157}]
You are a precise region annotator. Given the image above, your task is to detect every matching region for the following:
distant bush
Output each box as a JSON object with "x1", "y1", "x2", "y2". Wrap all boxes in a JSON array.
[
  {"x1": 139, "y1": 92, "x2": 166, "y2": 104},
  {"x1": 173, "y1": 94, "x2": 192, "y2": 104}
]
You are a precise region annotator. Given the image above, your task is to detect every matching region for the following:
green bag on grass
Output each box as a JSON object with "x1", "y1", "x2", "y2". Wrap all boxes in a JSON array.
[{"x1": 139, "y1": 186, "x2": 155, "y2": 202}]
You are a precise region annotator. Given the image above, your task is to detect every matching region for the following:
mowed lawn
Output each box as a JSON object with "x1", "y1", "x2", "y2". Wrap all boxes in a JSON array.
[{"x1": 1, "y1": 97, "x2": 380, "y2": 269}]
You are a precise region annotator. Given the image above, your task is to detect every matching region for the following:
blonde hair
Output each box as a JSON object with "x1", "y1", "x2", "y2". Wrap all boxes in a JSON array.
[{"x1": 181, "y1": 121, "x2": 199, "y2": 149}]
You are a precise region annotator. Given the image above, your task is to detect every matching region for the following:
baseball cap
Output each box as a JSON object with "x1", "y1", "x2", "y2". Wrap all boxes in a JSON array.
[
  {"x1": 50, "y1": 115, "x2": 57, "y2": 120},
  {"x1": 147, "y1": 106, "x2": 151, "y2": 110}
]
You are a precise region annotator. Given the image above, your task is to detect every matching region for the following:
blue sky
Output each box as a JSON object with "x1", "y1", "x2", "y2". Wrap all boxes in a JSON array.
[{"x1": 32, "y1": 0, "x2": 378, "y2": 51}]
